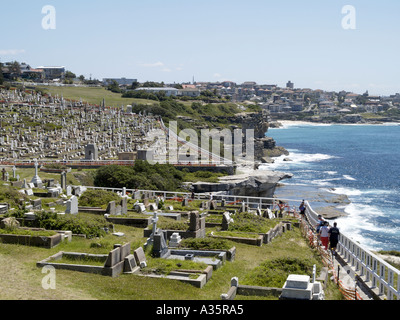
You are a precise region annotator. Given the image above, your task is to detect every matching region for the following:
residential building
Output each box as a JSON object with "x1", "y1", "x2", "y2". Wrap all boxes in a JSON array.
[
  {"x1": 103, "y1": 78, "x2": 138, "y2": 86},
  {"x1": 36, "y1": 66, "x2": 66, "y2": 80},
  {"x1": 178, "y1": 88, "x2": 201, "y2": 97},
  {"x1": 135, "y1": 87, "x2": 179, "y2": 97}
]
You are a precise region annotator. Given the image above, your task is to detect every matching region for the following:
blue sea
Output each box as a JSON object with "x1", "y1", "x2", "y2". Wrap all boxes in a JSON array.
[{"x1": 261, "y1": 122, "x2": 400, "y2": 252}]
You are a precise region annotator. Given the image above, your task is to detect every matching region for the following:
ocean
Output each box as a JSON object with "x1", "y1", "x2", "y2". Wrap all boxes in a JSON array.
[{"x1": 261, "y1": 121, "x2": 400, "y2": 252}]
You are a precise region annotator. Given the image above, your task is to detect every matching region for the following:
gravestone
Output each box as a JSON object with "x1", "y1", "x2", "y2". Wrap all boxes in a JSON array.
[
  {"x1": 189, "y1": 211, "x2": 200, "y2": 231},
  {"x1": 134, "y1": 202, "x2": 146, "y2": 213},
  {"x1": 65, "y1": 196, "x2": 78, "y2": 214},
  {"x1": 120, "y1": 197, "x2": 127, "y2": 214},
  {"x1": 169, "y1": 233, "x2": 182, "y2": 248},
  {"x1": 209, "y1": 200, "x2": 218, "y2": 210},
  {"x1": 123, "y1": 254, "x2": 137, "y2": 273},
  {"x1": 106, "y1": 201, "x2": 116, "y2": 215},
  {"x1": 30, "y1": 160, "x2": 42, "y2": 187},
  {"x1": 153, "y1": 231, "x2": 170, "y2": 258},
  {"x1": 222, "y1": 212, "x2": 233, "y2": 230},
  {"x1": 60, "y1": 171, "x2": 67, "y2": 190},
  {"x1": 133, "y1": 247, "x2": 147, "y2": 268},
  {"x1": 66, "y1": 185, "x2": 72, "y2": 196}
]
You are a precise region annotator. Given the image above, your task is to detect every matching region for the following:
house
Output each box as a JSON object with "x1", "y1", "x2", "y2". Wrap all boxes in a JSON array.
[
  {"x1": 103, "y1": 78, "x2": 138, "y2": 86},
  {"x1": 178, "y1": 88, "x2": 201, "y2": 98},
  {"x1": 36, "y1": 66, "x2": 66, "y2": 80},
  {"x1": 135, "y1": 87, "x2": 179, "y2": 97}
]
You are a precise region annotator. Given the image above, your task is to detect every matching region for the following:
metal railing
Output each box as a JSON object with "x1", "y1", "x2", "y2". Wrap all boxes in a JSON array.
[
  {"x1": 304, "y1": 200, "x2": 400, "y2": 300},
  {"x1": 337, "y1": 233, "x2": 400, "y2": 300},
  {"x1": 81, "y1": 186, "x2": 301, "y2": 213}
]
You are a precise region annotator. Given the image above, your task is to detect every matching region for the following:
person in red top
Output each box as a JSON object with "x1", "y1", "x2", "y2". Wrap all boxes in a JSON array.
[{"x1": 319, "y1": 221, "x2": 330, "y2": 250}]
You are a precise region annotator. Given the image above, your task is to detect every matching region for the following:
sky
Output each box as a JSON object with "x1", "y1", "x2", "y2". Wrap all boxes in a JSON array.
[{"x1": 1, "y1": 0, "x2": 400, "y2": 95}]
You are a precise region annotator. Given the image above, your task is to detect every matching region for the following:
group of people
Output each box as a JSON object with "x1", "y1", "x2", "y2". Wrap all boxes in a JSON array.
[
  {"x1": 299, "y1": 200, "x2": 340, "y2": 255},
  {"x1": 316, "y1": 215, "x2": 340, "y2": 255}
]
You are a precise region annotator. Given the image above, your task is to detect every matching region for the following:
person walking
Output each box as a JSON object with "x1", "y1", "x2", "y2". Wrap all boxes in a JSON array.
[
  {"x1": 328, "y1": 222, "x2": 340, "y2": 256},
  {"x1": 319, "y1": 221, "x2": 330, "y2": 250},
  {"x1": 315, "y1": 215, "x2": 325, "y2": 234},
  {"x1": 299, "y1": 200, "x2": 306, "y2": 217}
]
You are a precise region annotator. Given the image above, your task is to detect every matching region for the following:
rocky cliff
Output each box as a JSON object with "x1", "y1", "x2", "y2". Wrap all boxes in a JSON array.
[
  {"x1": 235, "y1": 110, "x2": 289, "y2": 163},
  {"x1": 192, "y1": 170, "x2": 293, "y2": 198}
]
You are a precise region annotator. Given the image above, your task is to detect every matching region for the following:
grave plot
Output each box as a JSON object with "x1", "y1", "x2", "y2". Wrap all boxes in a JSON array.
[
  {"x1": 143, "y1": 215, "x2": 227, "y2": 272},
  {"x1": 37, "y1": 243, "x2": 136, "y2": 277},
  {"x1": 220, "y1": 255, "x2": 325, "y2": 300},
  {"x1": 0, "y1": 217, "x2": 63, "y2": 248},
  {"x1": 143, "y1": 211, "x2": 206, "y2": 240},
  {"x1": 207, "y1": 211, "x2": 294, "y2": 246},
  {"x1": 221, "y1": 269, "x2": 326, "y2": 300},
  {"x1": 138, "y1": 234, "x2": 214, "y2": 288}
]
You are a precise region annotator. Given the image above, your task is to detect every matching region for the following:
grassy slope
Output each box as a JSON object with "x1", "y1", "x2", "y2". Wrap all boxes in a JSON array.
[{"x1": 37, "y1": 86, "x2": 157, "y2": 108}]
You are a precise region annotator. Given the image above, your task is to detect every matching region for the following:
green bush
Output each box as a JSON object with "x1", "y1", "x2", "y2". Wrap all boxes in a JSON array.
[
  {"x1": 228, "y1": 212, "x2": 277, "y2": 234},
  {"x1": 35, "y1": 211, "x2": 111, "y2": 238},
  {"x1": 94, "y1": 160, "x2": 184, "y2": 191},
  {"x1": 78, "y1": 189, "x2": 121, "y2": 208}
]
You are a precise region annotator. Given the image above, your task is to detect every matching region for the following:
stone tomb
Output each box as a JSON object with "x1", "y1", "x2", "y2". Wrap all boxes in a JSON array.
[{"x1": 280, "y1": 274, "x2": 324, "y2": 300}]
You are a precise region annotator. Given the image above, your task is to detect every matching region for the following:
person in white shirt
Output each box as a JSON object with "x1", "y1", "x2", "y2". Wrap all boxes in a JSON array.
[{"x1": 319, "y1": 221, "x2": 330, "y2": 250}]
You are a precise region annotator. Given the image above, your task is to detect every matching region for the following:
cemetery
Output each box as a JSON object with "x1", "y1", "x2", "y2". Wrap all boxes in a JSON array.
[
  {"x1": 0, "y1": 155, "x2": 346, "y2": 300},
  {"x1": 0, "y1": 87, "x2": 343, "y2": 299}
]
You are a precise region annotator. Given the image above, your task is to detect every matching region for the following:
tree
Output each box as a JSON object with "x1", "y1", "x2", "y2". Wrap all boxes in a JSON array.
[
  {"x1": 79, "y1": 75, "x2": 85, "y2": 82},
  {"x1": 130, "y1": 81, "x2": 140, "y2": 90},
  {"x1": 65, "y1": 71, "x2": 76, "y2": 79},
  {"x1": 107, "y1": 80, "x2": 122, "y2": 93},
  {"x1": 93, "y1": 161, "x2": 184, "y2": 191}
]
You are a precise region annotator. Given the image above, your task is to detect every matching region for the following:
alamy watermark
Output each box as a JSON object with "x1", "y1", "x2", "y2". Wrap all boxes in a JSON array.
[
  {"x1": 41, "y1": 265, "x2": 56, "y2": 290},
  {"x1": 42, "y1": 5, "x2": 56, "y2": 30},
  {"x1": 147, "y1": 121, "x2": 255, "y2": 165},
  {"x1": 342, "y1": 5, "x2": 356, "y2": 30}
]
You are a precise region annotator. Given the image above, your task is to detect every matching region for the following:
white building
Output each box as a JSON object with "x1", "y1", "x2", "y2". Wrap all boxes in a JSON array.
[{"x1": 135, "y1": 87, "x2": 179, "y2": 97}]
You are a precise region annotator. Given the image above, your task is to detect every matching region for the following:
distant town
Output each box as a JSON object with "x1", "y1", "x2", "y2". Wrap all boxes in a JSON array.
[{"x1": 1, "y1": 60, "x2": 400, "y2": 124}]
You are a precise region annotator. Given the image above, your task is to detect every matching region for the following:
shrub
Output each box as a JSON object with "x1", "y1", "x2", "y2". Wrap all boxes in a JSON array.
[
  {"x1": 78, "y1": 189, "x2": 121, "y2": 208},
  {"x1": 228, "y1": 212, "x2": 276, "y2": 234},
  {"x1": 35, "y1": 211, "x2": 111, "y2": 238},
  {"x1": 94, "y1": 160, "x2": 184, "y2": 191}
]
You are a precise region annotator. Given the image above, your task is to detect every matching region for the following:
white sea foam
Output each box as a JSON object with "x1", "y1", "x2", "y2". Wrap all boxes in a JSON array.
[
  {"x1": 327, "y1": 187, "x2": 363, "y2": 197},
  {"x1": 343, "y1": 175, "x2": 356, "y2": 181},
  {"x1": 325, "y1": 171, "x2": 337, "y2": 175},
  {"x1": 335, "y1": 202, "x2": 391, "y2": 251}
]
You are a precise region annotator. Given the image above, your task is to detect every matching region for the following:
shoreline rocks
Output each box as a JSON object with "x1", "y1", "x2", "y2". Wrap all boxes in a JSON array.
[{"x1": 192, "y1": 170, "x2": 293, "y2": 198}]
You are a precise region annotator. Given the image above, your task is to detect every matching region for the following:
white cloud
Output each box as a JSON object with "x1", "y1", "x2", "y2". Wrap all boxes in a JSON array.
[
  {"x1": 0, "y1": 49, "x2": 26, "y2": 55},
  {"x1": 213, "y1": 73, "x2": 222, "y2": 78},
  {"x1": 139, "y1": 61, "x2": 164, "y2": 68},
  {"x1": 161, "y1": 67, "x2": 172, "y2": 72}
]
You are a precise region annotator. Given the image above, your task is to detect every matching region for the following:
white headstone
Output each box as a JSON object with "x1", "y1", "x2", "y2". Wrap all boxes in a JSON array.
[{"x1": 65, "y1": 195, "x2": 78, "y2": 214}]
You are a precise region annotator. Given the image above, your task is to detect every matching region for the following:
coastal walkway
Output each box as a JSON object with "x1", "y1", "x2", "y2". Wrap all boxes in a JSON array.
[{"x1": 300, "y1": 216, "x2": 374, "y2": 300}]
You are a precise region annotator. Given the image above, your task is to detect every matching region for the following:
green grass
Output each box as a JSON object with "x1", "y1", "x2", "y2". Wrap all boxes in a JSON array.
[
  {"x1": 0, "y1": 228, "x2": 57, "y2": 237},
  {"x1": 37, "y1": 86, "x2": 157, "y2": 108}
]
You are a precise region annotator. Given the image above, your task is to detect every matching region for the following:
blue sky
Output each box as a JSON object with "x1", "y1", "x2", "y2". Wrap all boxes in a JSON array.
[{"x1": 1, "y1": 0, "x2": 400, "y2": 95}]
